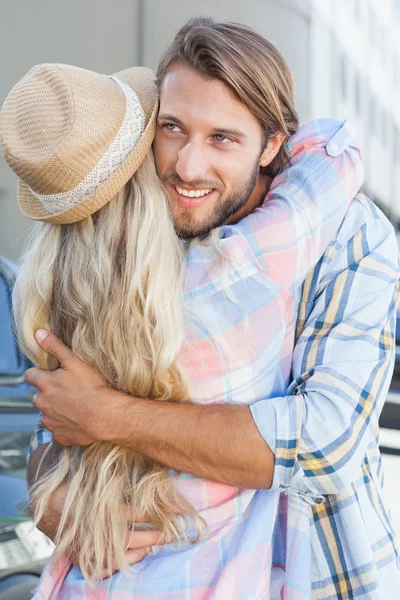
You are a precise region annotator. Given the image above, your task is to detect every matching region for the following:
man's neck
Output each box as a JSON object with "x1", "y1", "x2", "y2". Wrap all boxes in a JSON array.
[{"x1": 226, "y1": 173, "x2": 273, "y2": 225}]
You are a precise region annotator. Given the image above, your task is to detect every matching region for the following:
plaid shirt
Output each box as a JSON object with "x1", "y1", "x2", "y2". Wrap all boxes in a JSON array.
[{"x1": 29, "y1": 120, "x2": 400, "y2": 599}]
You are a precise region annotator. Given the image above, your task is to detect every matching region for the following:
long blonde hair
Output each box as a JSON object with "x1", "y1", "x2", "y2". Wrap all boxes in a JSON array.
[{"x1": 13, "y1": 153, "x2": 205, "y2": 583}]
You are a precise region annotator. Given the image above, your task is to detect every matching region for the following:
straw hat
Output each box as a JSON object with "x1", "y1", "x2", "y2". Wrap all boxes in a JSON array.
[{"x1": 0, "y1": 63, "x2": 158, "y2": 224}]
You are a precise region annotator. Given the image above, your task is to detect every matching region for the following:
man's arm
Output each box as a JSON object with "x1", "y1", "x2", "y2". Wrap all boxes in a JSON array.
[
  {"x1": 27, "y1": 403, "x2": 274, "y2": 493},
  {"x1": 104, "y1": 398, "x2": 275, "y2": 489}
]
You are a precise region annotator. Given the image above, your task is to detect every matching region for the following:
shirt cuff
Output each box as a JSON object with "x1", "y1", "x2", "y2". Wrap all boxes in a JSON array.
[{"x1": 250, "y1": 395, "x2": 325, "y2": 507}]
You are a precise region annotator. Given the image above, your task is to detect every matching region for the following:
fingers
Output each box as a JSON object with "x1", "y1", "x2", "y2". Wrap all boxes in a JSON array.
[
  {"x1": 25, "y1": 367, "x2": 45, "y2": 389},
  {"x1": 29, "y1": 382, "x2": 49, "y2": 414},
  {"x1": 32, "y1": 392, "x2": 39, "y2": 410},
  {"x1": 34, "y1": 329, "x2": 74, "y2": 367},
  {"x1": 125, "y1": 529, "x2": 166, "y2": 549},
  {"x1": 101, "y1": 547, "x2": 152, "y2": 579},
  {"x1": 124, "y1": 547, "x2": 152, "y2": 565}
]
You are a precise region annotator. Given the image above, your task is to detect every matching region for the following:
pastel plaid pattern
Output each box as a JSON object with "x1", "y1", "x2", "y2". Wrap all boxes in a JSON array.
[{"x1": 29, "y1": 120, "x2": 399, "y2": 598}]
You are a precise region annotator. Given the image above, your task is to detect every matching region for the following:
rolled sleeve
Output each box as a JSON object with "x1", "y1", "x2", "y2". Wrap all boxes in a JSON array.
[{"x1": 250, "y1": 392, "x2": 325, "y2": 505}]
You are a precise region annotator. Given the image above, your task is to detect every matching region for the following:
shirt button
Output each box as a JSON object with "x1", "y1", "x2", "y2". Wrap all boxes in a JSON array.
[{"x1": 315, "y1": 496, "x2": 325, "y2": 505}]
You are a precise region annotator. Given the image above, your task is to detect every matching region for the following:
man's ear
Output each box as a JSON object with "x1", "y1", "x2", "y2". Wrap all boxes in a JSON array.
[{"x1": 259, "y1": 132, "x2": 286, "y2": 167}]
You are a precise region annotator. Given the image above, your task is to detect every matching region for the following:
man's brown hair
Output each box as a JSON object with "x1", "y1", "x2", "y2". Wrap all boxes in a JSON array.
[{"x1": 157, "y1": 16, "x2": 299, "y2": 174}]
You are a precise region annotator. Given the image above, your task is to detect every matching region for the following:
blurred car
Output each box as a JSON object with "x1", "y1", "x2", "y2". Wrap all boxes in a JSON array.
[{"x1": 0, "y1": 256, "x2": 53, "y2": 596}]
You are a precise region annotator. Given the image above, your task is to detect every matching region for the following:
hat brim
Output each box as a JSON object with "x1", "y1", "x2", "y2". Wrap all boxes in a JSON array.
[{"x1": 17, "y1": 67, "x2": 158, "y2": 224}]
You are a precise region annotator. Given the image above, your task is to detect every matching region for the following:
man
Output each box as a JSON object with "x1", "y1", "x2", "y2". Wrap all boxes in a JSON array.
[{"x1": 26, "y1": 18, "x2": 400, "y2": 599}]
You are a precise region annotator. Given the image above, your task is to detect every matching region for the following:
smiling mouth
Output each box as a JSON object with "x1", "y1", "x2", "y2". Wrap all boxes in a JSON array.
[{"x1": 174, "y1": 186, "x2": 214, "y2": 198}]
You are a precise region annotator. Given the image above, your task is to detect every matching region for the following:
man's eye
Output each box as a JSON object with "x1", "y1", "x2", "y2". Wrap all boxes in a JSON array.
[
  {"x1": 163, "y1": 123, "x2": 179, "y2": 132},
  {"x1": 214, "y1": 134, "x2": 232, "y2": 144}
]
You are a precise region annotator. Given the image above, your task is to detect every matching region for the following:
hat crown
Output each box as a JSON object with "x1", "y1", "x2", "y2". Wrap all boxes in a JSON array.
[
  {"x1": 1, "y1": 64, "x2": 73, "y2": 165},
  {"x1": 0, "y1": 64, "x2": 158, "y2": 224}
]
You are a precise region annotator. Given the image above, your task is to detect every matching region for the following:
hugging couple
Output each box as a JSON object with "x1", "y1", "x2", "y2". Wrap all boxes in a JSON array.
[{"x1": 1, "y1": 16, "x2": 399, "y2": 600}]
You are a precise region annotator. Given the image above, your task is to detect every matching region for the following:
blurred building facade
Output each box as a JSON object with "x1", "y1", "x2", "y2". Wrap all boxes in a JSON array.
[
  {"x1": 1, "y1": 0, "x2": 399, "y2": 260},
  {"x1": 309, "y1": 0, "x2": 400, "y2": 227}
]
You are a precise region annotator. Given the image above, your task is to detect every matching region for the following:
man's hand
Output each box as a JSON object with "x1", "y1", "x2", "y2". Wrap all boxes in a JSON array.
[{"x1": 25, "y1": 329, "x2": 116, "y2": 446}]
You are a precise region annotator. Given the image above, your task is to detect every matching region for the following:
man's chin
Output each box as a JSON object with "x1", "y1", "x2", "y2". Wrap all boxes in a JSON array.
[
  {"x1": 171, "y1": 194, "x2": 249, "y2": 240},
  {"x1": 171, "y1": 209, "x2": 216, "y2": 240},
  {"x1": 174, "y1": 207, "x2": 242, "y2": 240},
  {"x1": 174, "y1": 224, "x2": 212, "y2": 240}
]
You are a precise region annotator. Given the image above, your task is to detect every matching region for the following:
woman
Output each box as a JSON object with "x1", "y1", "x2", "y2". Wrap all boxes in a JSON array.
[{"x1": 0, "y1": 63, "x2": 362, "y2": 596}]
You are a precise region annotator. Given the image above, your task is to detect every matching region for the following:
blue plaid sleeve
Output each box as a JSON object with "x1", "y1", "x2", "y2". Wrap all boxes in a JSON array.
[{"x1": 250, "y1": 193, "x2": 399, "y2": 504}]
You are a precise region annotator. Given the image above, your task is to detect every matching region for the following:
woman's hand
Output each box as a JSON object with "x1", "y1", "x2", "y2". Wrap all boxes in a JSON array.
[
  {"x1": 35, "y1": 482, "x2": 167, "y2": 576},
  {"x1": 70, "y1": 522, "x2": 166, "y2": 578}
]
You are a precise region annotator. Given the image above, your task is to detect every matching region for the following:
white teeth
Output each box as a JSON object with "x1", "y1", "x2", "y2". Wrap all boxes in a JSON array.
[{"x1": 176, "y1": 187, "x2": 212, "y2": 198}]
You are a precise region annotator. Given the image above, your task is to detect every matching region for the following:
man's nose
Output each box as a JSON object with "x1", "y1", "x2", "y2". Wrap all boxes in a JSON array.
[{"x1": 175, "y1": 142, "x2": 209, "y2": 183}]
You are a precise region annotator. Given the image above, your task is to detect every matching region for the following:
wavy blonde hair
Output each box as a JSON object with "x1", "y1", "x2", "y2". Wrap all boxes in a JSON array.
[{"x1": 13, "y1": 153, "x2": 205, "y2": 583}]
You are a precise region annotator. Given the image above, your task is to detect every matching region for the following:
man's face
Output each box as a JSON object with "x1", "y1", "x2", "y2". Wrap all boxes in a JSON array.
[{"x1": 153, "y1": 64, "x2": 270, "y2": 239}]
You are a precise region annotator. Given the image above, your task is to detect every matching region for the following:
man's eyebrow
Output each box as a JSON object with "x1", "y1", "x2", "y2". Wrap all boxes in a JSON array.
[
  {"x1": 210, "y1": 127, "x2": 247, "y2": 140},
  {"x1": 157, "y1": 114, "x2": 185, "y2": 127}
]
